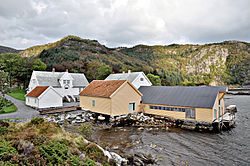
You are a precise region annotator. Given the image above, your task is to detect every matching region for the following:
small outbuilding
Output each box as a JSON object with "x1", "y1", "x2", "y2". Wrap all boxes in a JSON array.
[
  {"x1": 80, "y1": 80, "x2": 142, "y2": 116},
  {"x1": 26, "y1": 86, "x2": 63, "y2": 109}
]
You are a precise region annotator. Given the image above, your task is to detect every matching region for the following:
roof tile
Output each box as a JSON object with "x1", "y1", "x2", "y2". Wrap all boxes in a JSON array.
[
  {"x1": 26, "y1": 86, "x2": 49, "y2": 97},
  {"x1": 80, "y1": 80, "x2": 126, "y2": 98}
]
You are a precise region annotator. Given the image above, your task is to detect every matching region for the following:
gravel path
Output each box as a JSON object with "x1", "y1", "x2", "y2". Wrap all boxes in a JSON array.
[{"x1": 0, "y1": 94, "x2": 40, "y2": 121}]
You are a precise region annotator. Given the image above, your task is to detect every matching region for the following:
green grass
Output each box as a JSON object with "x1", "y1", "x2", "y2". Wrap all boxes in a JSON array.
[
  {"x1": 7, "y1": 89, "x2": 25, "y2": 101},
  {"x1": 0, "y1": 105, "x2": 17, "y2": 114}
]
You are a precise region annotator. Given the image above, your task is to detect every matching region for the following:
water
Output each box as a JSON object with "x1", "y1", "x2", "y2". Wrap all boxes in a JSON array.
[{"x1": 92, "y1": 95, "x2": 250, "y2": 165}]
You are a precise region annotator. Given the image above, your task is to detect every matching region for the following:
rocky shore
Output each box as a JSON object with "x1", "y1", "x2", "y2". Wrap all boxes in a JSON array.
[{"x1": 43, "y1": 111, "x2": 214, "y2": 132}]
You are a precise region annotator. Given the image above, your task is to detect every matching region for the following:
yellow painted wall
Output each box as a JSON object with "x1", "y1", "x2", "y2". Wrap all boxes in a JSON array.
[
  {"x1": 142, "y1": 104, "x2": 186, "y2": 120},
  {"x1": 80, "y1": 82, "x2": 141, "y2": 116},
  {"x1": 80, "y1": 96, "x2": 111, "y2": 115},
  {"x1": 111, "y1": 83, "x2": 141, "y2": 116},
  {"x1": 195, "y1": 108, "x2": 213, "y2": 122},
  {"x1": 142, "y1": 104, "x2": 214, "y2": 123}
]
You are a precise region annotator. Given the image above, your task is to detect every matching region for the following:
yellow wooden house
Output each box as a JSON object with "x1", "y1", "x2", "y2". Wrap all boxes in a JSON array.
[{"x1": 80, "y1": 80, "x2": 142, "y2": 116}]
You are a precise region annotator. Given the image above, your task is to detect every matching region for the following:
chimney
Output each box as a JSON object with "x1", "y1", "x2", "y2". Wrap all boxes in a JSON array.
[
  {"x1": 66, "y1": 69, "x2": 69, "y2": 73},
  {"x1": 52, "y1": 68, "x2": 55, "y2": 72},
  {"x1": 122, "y1": 71, "x2": 125, "y2": 74},
  {"x1": 128, "y1": 70, "x2": 131, "y2": 74}
]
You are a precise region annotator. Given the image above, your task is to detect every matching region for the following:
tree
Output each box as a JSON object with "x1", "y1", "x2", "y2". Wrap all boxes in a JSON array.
[
  {"x1": 147, "y1": 74, "x2": 161, "y2": 86},
  {"x1": 0, "y1": 70, "x2": 8, "y2": 97},
  {"x1": 96, "y1": 65, "x2": 112, "y2": 80},
  {"x1": 32, "y1": 59, "x2": 47, "y2": 71}
]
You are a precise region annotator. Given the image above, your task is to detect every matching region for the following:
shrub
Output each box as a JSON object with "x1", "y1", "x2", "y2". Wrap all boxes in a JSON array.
[
  {"x1": 69, "y1": 155, "x2": 84, "y2": 166},
  {"x1": 30, "y1": 117, "x2": 44, "y2": 125},
  {"x1": 0, "y1": 127, "x2": 8, "y2": 135},
  {"x1": 78, "y1": 123, "x2": 93, "y2": 139},
  {"x1": 0, "y1": 161, "x2": 18, "y2": 166},
  {"x1": 84, "y1": 143, "x2": 106, "y2": 163},
  {"x1": 39, "y1": 140, "x2": 69, "y2": 164},
  {"x1": 0, "y1": 140, "x2": 17, "y2": 159},
  {"x1": 84, "y1": 158, "x2": 96, "y2": 166}
]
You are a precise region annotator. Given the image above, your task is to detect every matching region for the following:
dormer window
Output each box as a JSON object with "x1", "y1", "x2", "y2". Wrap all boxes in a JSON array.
[
  {"x1": 32, "y1": 79, "x2": 36, "y2": 83},
  {"x1": 63, "y1": 80, "x2": 70, "y2": 84},
  {"x1": 140, "y1": 78, "x2": 144, "y2": 81}
]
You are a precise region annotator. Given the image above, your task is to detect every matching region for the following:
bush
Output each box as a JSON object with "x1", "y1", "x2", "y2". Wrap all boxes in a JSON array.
[
  {"x1": 84, "y1": 158, "x2": 96, "y2": 166},
  {"x1": 78, "y1": 123, "x2": 93, "y2": 139},
  {"x1": 0, "y1": 127, "x2": 8, "y2": 135},
  {"x1": 69, "y1": 155, "x2": 84, "y2": 166},
  {"x1": 39, "y1": 140, "x2": 69, "y2": 164},
  {"x1": 30, "y1": 117, "x2": 45, "y2": 125},
  {"x1": 85, "y1": 143, "x2": 107, "y2": 163},
  {"x1": 0, "y1": 140, "x2": 17, "y2": 159}
]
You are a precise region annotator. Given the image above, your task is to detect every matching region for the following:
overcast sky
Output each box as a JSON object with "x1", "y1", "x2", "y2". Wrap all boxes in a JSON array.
[{"x1": 0, "y1": 0, "x2": 250, "y2": 49}]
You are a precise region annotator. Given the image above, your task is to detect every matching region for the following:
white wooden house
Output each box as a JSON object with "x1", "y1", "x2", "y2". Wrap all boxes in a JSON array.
[
  {"x1": 26, "y1": 86, "x2": 63, "y2": 109},
  {"x1": 27, "y1": 69, "x2": 89, "y2": 102},
  {"x1": 105, "y1": 70, "x2": 152, "y2": 89}
]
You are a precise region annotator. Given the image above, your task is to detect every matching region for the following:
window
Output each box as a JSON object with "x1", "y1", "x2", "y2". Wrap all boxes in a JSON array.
[
  {"x1": 214, "y1": 109, "x2": 217, "y2": 119},
  {"x1": 92, "y1": 100, "x2": 96, "y2": 107},
  {"x1": 63, "y1": 80, "x2": 67, "y2": 84},
  {"x1": 32, "y1": 79, "x2": 36, "y2": 83},
  {"x1": 34, "y1": 99, "x2": 37, "y2": 103},
  {"x1": 149, "y1": 105, "x2": 188, "y2": 112},
  {"x1": 129, "y1": 103, "x2": 136, "y2": 112},
  {"x1": 140, "y1": 78, "x2": 144, "y2": 81},
  {"x1": 66, "y1": 80, "x2": 70, "y2": 84},
  {"x1": 186, "y1": 109, "x2": 195, "y2": 119}
]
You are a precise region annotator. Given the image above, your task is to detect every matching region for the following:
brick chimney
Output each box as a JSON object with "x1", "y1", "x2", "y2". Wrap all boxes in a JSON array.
[{"x1": 128, "y1": 70, "x2": 131, "y2": 73}]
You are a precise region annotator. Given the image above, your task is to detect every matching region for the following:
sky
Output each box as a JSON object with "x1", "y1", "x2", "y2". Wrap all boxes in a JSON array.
[{"x1": 0, "y1": 0, "x2": 250, "y2": 49}]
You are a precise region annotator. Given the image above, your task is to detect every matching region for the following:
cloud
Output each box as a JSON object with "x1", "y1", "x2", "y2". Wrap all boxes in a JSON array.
[{"x1": 0, "y1": 0, "x2": 249, "y2": 49}]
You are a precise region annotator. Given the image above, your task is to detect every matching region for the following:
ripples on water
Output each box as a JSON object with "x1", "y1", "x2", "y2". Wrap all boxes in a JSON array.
[{"x1": 92, "y1": 95, "x2": 250, "y2": 165}]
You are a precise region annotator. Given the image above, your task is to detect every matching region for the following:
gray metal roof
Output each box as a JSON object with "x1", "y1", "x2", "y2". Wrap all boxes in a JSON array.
[
  {"x1": 105, "y1": 72, "x2": 142, "y2": 83},
  {"x1": 139, "y1": 86, "x2": 227, "y2": 108},
  {"x1": 33, "y1": 71, "x2": 89, "y2": 87}
]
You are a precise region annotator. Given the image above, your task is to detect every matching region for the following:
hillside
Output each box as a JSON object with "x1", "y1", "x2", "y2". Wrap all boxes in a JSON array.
[
  {"x1": 0, "y1": 45, "x2": 20, "y2": 54},
  {"x1": 19, "y1": 36, "x2": 250, "y2": 86}
]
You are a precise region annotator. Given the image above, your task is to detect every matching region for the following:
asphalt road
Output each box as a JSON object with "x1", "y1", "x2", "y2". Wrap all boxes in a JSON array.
[{"x1": 0, "y1": 94, "x2": 40, "y2": 121}]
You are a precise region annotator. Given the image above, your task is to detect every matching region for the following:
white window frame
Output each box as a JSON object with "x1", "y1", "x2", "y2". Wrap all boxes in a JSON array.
[
  {"x1": 92, "y1": 100, "x2": 96, "y2": 107},
  {"x1": 128, "y1": 102, "x2": 136, "y2": 112}
]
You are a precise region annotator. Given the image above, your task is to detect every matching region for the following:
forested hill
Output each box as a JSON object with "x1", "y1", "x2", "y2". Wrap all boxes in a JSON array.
[
  {"x1": 0, "y1": 45, "x2": 20, "y2": 54},
  {"x1": 2, "y1": 35, "x2": 250, "y2": 86}
]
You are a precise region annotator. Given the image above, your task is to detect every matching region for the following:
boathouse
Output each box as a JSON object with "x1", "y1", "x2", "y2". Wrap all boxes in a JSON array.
[
  {"x1": 139, "y1": 86, "x2": 227, "y2": 123},
  {"x1": 80, "y1": 80, "x2": 142, "y2": 116}
]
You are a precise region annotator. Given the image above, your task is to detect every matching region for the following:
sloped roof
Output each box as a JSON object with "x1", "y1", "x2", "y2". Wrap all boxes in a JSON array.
[
  {"x1": 33, "y1": 71, "x2": 89, "y2": 87},
  {"x1": 80, "y1": 80, "x2": 127, "y2": 98},
  {"x1": 139, "y1": 86, "x2": 227, "y2": 108},
  {"x1": 26, "y1": 86, "x2": 49, "y2": 97},
  {"x1": 105, "y1": 72, "x2": 143, "y2": 83}
]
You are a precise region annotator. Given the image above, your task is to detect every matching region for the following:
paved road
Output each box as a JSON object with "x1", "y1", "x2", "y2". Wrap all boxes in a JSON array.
[{"x1": 0, "y1": 94, "x2": 40, "y2": 121}]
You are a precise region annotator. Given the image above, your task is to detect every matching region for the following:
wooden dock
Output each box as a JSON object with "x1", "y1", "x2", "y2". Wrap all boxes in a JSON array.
[
  {"x1": 213, "y1": 105, "x2": 237, "y2": 131},
  {"x1": 39, "y1": 106, "x2": 80, "y2": 115}
]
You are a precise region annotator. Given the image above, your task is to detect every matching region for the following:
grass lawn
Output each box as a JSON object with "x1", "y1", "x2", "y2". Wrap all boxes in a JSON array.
[
  {"x1": 0, "y1": 105, "x2": 17, "y2": 114},
  {"x1": 7, "y1": 89, "x2": 25, "y2": 101}
]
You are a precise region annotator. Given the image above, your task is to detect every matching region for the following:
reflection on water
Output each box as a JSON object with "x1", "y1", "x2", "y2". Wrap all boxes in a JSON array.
[{"x1": 92, "y1": 95, "x2": 250, "y2": 165}]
